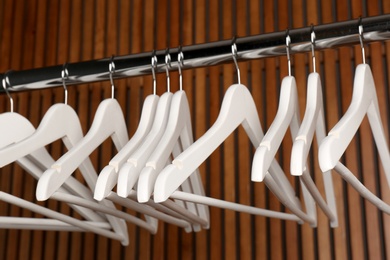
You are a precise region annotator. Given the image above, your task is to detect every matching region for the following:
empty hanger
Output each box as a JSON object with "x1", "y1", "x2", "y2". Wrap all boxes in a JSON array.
[
  {"x1": 94, "y1": 52, "x2": 159, "y2": 200},
  {"x1": 37, "y1": 58, "x2": 129, "y2": 200},
  {"x1": 91, "y1": 53, "x2": 199, "y2": 231},
  {"x1": 33, "y1": 60, "x2": 134, "y2": 245},
  {"x1": 136, "y1": 48, "x2": 209, "y2": 228},
  {"x1": 116, "y1": 50, "x2": 205, "y2": 231},
  {"x1": 0, "y1": 75, "x2": 126, "y2": 241},
  {"x1": 290, "y1": 27, "x2": 338, "y2": 227},
  {"x1": 116, "y1": 50, "x2": 174, "y2": 197},
  {"x1": 319, "y1": 23, "x2": 390, "y2": 212},
  {"x1": 37, "y1": 58, "x2": 195, "y2": 240},
  {"x1": 252, "y1": 32, "x2": 318, "y2": 226},
  {"x1": 153, "y1": 39, "x2": 310, "y2": 223},
  {"x1": 0, "y1": 71, "x2": 109, "y2": 222}
]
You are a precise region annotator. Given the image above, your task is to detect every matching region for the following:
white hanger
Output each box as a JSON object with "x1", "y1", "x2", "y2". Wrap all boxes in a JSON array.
[
  {"x1": 291, "y1": 29, "x2": 338, "y2": 227},
  {"x1": 92, "y1": 54, "x2": 197, "y2": 231},
  {"x1": 0, "y1": 76, "x2": 126, "y2": 240},
  {"x1": 153, "y1": 41, "x2": 310, "y2": 223},
  {"x1": 116, "y1": 51, "x2": 173, "y2": 197},
  {"x1": 0, "y1": 72, "x2": 108, "y2": 222},
  {"x1": 137, "y1": 49, "x2": 209, "y2": 229},
  {"x1": 94, "y1": 54, "x2": 159, "y2": 200},
  {"x1": 115, "y1": 51, "x2": 205, "y2": 231},
  {"x1": 251, "y1": 73, "x2": 317, "y2": 226},
  {"x1": 32, "y1": 61, "x2": 134, "y2": 245},
  {"x1": 38, "y1": 59, "x2": 193, "y2": 241},
  {"x1": 319, "y1": 25, "x2": 390, "y2": 211},
  {"x1": 116, "y1": 91, "x2": 173, "y2": 196}
]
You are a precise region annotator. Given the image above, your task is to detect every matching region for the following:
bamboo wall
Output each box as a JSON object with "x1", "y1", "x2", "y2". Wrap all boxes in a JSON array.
[{"x1": 0, "y1": 0, "x2": 389, "y2": 259}]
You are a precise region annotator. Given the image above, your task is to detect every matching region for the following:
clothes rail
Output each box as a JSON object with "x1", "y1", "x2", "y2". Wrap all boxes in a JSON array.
[{"x1": 1, "y1": 14, "x2": 390, "y2": 93}]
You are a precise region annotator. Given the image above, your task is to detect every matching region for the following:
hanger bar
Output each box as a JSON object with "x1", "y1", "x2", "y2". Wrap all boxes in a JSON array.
[{"x1": 1, "y1": 14, "x2": 390, "y2": 93}]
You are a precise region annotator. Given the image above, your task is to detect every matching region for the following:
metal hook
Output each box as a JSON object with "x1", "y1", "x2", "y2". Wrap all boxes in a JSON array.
[
  {"x1": 109, "y1": 55, "x2": 116, "y2": 99},
  {"x1": 178, "y1": 46, "x2": 184, "y2": 91},
  {"x1": 358, "y1": 17, "x2": 366, "y2": 64},
  {"x1": 310, "y1": 25, "x2": 316, "y2": 73},
  {"x1": 151, "y1": 50, "x2": 157, "y2": 95},
  {"x1": 165, "y1": 48, "x2": 171, "y2": 92},
  {"x1": 286, "y1": 29, "x2": 292, "y2": 76},
  {"x1": 61, "y1": 63, "x2": 69, "y2": 105},
  {"x1": 231, "y1": 37, "x2": 241, "y2": 85},
  {"x1": 2, "y1": 71, "x2": 14, "y2": 113}
]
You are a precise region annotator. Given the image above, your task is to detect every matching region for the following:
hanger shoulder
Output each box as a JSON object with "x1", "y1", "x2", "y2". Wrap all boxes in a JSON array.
[
  {"x1": 145, "y1": 91, "x2": 188, "y2": 171},
  {"x1": 108, "y1": 94, "x2": 159, "y2": 170},
  {"x1": 37, "y1": 99, "x2": 128, "y2": 201},
  {"x1": 252, "y1": 76, "x2": 298, "y2": 181},
  {"x1": 154, "y1": 84, "x2": 263, "y2": 202},
  {"x1": 135, "y1": 91, "x2": 209, "y2": 230},
  {"x1": 137, "y1": 91, "x2": 189, "y2": 202},
  {"x1": 291, "y1": 73, "x2": 322, "y2": 175},
  {"x1": 0, "y1": 104, "x2": 83, "y2": 167},
  {"x1": 94, "y1": 95, "x2": 158, "y2": 200},
  {"x1": 116, "y1": 92, "x2": 173, "y2": 198},
  {"x1": 319, "y1": 64, "x2": 377, "y2": 171},
  {"x1": 0, "y1": 112, "x2": 35, "y2": 147}
]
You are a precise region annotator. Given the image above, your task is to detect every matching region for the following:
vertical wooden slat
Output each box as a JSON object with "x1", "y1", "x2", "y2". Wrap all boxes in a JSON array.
[
  {"x1": 361, "y1": 2, "x2": 388, "y2": 259},
  {"x1": 41, "y1": 1, "x2": 61, "y2": 259},
  {"x1": 235, "y1": 0, "x2": 252, "y2": 259},
  {"x1": 4, "y1": 0, "x2": 21, "y2": 259},
  {"x1": 378, "y1": 4, "x2": 390, "y2": 260},
  {"x1": 263, "y1": 1, "x2": 285, "y2": 260},
  {"x1": 206, "y1": 0, "x2": 223, "y2": 259},
  {"x1": 304, "y1": 3, "x2": 335, "y2": 260},
  {"x1": 117, "y1": 2, "x2": 136, "y2": 260},
  {"x1": 319, "y1": 2, "x2": 350, "y2": 260},
  {"x1": 249, "y1": 0, "x2": 269, "y2": 258},
  {"x1": 80, "y1": 0, "x2": 98, "y2": 257},
  {"x1": 221, "y1": 1, "x2": 238, "y2": 259},
  {"x1": 192, "y1": 0, "x2": 209, "y2": 257},
  {"x1": 55, "y1": 1, "x2": 73, "y2": 259},
  {"x1": 68, "y1": 1, "x2": 86, "y2": 259},
  {"x1": 123, "y1": 14, "x2": 142, "y2": 260}
]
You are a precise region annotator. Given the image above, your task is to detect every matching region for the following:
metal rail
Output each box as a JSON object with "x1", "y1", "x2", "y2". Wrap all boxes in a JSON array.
[{"x1": 1, "y1": 14, "x2": 390, "y2": 93}]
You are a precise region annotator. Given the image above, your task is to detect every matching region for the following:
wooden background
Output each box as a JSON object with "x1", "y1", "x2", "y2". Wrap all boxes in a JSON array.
[{"x1": 0, "y1": 0, "x2": 389, "y2": 259}]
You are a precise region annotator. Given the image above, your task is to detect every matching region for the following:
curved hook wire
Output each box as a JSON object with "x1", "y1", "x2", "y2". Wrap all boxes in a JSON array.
[
  {"x1": 231, "y1": 37, "x2": 241, "y2": 85},
  {"x1": 109, "y1": 55, "x2": 116, "y2": 99},
  {"x1": 2, "y1": 71, "x2": 14, "y2": 113},
  {"x1": 358, "y1": 17, "x2": 366, "y2": 64},
  {"x1": 165, "y1": 48, "x2": 171, "y2": 92},
  {"x1": 151, "y1": 50, "x2": 158, "y2": 95},
  {"x1": 61, "y1": 63, "x2": 69, "y2": 105},
  {"x1": 178, "y1": 46, "x2": 184, "y2": 91},
  {"x1": 286, "y1": 29, "x2": 292, "y2": 76},
  {"x1": 310, "y1": 25, "x2": 316, "y2": 73}
]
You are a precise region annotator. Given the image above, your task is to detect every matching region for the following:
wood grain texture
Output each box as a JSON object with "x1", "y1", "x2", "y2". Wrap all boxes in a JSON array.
[{"x1": 0, "y1": 0, "x2": 389, "y2": 259}]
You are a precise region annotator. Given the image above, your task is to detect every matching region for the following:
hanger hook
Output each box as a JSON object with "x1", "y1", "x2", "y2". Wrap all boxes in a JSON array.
[
  {"x1": 231, "y1": 37, "x2": 241, "y2": 85},
  {"x1": 286, "y1": 29, "x2": 292, "y2": 76},
  {"x1": 61, "y1": 63, "x2": 69, "y2": 105},
  {"x1": 358, "y1": 17, "x2": 366, "y2": 64},
  {"x1": 151, "y1": 50, "x2": 158, "y2": 95},
  {"x1": 109, "y1": 55, "x2": 116, "y2": 99},
  {"x1": 165, "y1": 48, "x2": 171, "y2": 92},
  {"x1": 2, "y1": 71, "x2": 14, "y2": 113},
  {"x1": 178, "y1": 46, "x2": 184, "y2": 91},
  {"x1": 310, "y1": 24, "x2": 316, "y2": 73}
]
